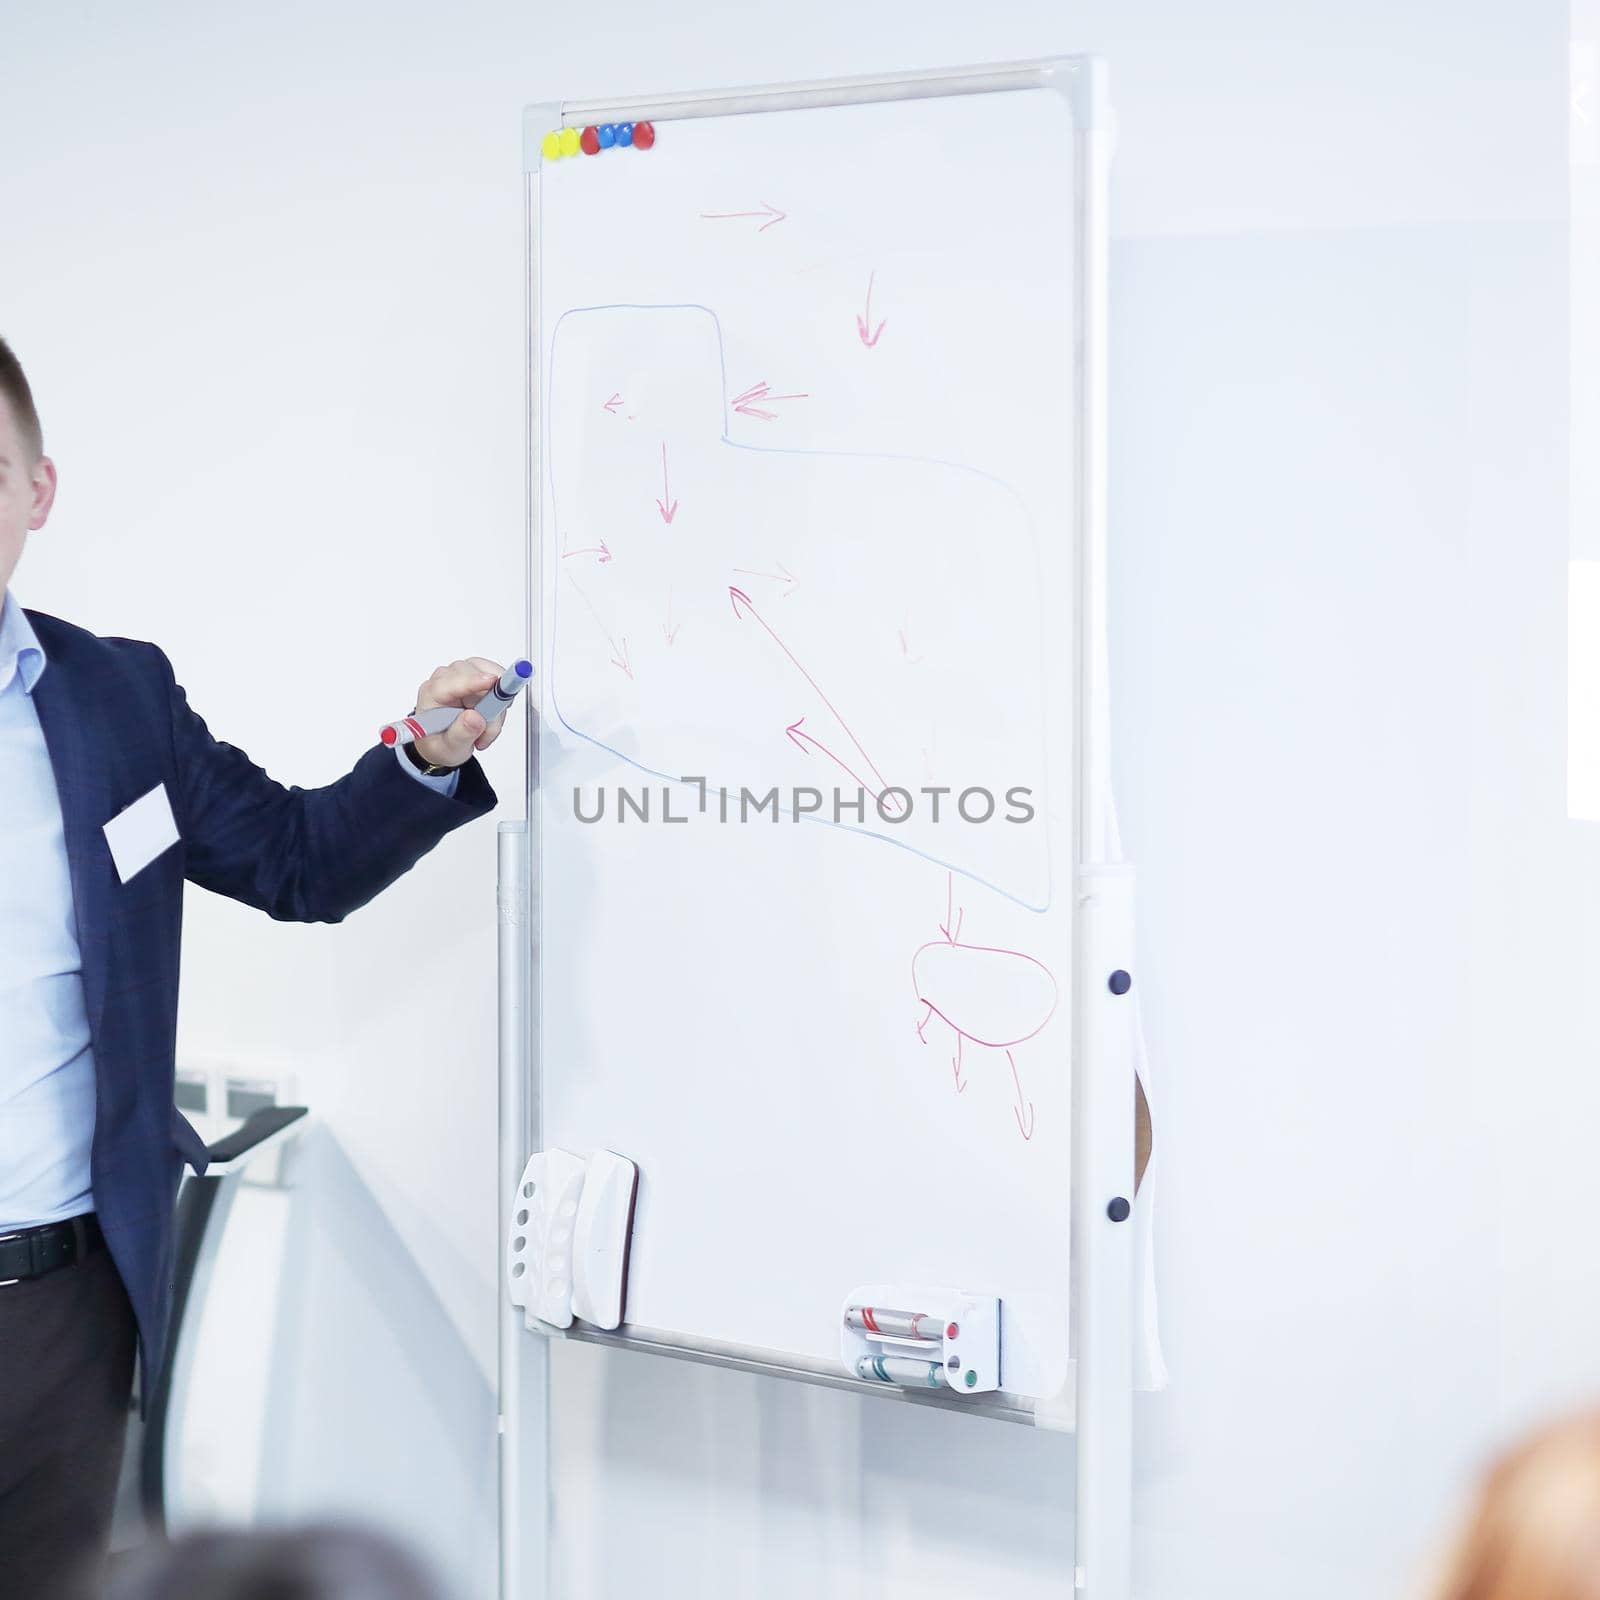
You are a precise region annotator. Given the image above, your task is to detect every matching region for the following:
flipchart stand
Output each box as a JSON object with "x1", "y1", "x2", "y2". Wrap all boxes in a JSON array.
[{"x1": 497, "y1": 58, "x2": 1134, "y2": 1600}]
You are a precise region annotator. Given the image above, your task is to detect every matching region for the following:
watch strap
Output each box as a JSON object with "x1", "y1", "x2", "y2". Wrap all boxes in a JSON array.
[{"x1": 401, "y1": 738, "x2": 454, "y2": 779}]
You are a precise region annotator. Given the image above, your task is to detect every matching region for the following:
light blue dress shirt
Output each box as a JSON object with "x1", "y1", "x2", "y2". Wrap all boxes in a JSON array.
[{"x1": 0, "y1": 589, "x2": 457, "y2": 1230}]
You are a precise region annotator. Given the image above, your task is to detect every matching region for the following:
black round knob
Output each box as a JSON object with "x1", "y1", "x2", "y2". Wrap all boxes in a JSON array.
[
  {"x1": 1108, "y1": 970, "x2": 1132, "y2": 996},
  {"x1": 1107, "y1": 1197, "x2": 1131, "y2": 1222}
]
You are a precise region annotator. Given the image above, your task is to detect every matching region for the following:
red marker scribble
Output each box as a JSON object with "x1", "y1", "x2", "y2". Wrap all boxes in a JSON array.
[
  {"x1": 562, "y1": 539, "x2": 612, "y2": 565},
  {"x1": 1008, "y1": 1052, "x2": 1034, "y2": 1141},
  {"x1": 699, "y1": 201, "x2": 787, "y2": 233},
  {"x1": 938, "y1": 874, "x2": 963, "y2": 945},
  {"x1": 913, "y1": 873, "x2": 1054, "y2": 1141},
  {"x1": 785, "y1": 717, "x2": 902, "y2": 814},
  {"x1": 568, "y1": 575, "x2": 633, "y2": 681},
  {"x1": 898, "y1": 611, "x2": 921, "y2": 664},
  {"x1": 662, "y1": 593, "x2": 681, "y2": 647},
  {"x1": 732, "y1": 562, "x2": 797, "y2": 599},
  {"x1": 731, "y1": 380, "x2": 809, "y2": 421},
  {"x1": 856, "y1": 271, "x2": 886, "y2": 348},
  {"x1": 602, "y1": 393, "x2": 624, "y2": 415},
  {"x1": 655, "y1": 442, "x2": 678, "y2": 524},
  {"x1": 729, "y1": 584, "x2": 898, "y2": 806}
]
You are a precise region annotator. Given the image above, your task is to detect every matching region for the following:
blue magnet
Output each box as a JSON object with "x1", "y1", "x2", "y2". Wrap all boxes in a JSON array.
[
  {"x1": 616, "y1": 122, "x2": 634, "y2": 148},
  {"x1": 597, "y1": 124, "x2": 616, "y2": 150}
]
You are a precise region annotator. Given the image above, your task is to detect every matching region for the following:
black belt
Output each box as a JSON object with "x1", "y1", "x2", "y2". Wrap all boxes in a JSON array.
[{"x1": 0, "y1": 1213, "x2": 105, "y2": 1285}]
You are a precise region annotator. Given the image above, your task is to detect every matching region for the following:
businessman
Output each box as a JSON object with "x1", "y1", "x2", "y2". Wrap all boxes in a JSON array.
[{"x1": 0, "y1": 336, "x2": 505, "y2": 1595}]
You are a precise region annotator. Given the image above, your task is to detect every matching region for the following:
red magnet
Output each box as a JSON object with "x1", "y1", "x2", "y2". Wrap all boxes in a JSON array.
[
  {"x1": 579, "y1": 125, "x2": 601, "y2": 155},
  {"x1": 632, "y1": 120, "x2": 656, "y2": 151}
]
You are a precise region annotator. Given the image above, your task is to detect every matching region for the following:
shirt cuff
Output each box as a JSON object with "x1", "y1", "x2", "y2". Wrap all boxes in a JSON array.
[{"x1": 393, "y1": 740, "x2": 460, "y2": 799}]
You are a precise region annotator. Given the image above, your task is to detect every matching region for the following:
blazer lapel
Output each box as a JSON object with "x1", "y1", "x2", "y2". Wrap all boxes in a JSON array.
[{"x1": 30, "y1": 628, "x2": 114, "y2": 1047}]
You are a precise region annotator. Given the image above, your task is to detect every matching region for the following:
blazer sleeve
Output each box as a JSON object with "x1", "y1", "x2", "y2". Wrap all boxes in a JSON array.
[{"x1": 157, "y1": 647, "x2": 498, "y2": 923}]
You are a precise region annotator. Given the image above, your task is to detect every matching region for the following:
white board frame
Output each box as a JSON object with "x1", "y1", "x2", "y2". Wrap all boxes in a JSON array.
[{"x1": 503, "y1": 56, "x2": 1132, "y2": 1599}]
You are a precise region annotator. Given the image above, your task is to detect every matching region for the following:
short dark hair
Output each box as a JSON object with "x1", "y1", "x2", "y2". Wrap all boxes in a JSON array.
[{"x1": 0, "y1": 336, "x2": 43, "y2": 461}]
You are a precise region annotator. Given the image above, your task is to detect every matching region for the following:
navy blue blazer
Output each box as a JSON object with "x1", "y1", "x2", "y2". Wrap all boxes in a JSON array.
[{"x1": 23, "y1": 609, "x2": 497, "y2": 1400}]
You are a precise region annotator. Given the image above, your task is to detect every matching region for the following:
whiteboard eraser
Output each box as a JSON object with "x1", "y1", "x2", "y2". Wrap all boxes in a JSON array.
[
  {"x1": 570, "y1": 1149, "x2": 638, "y2": 1331},
  {"x1": 506, "y1": 1148, "x2": 587, "y2": 1330}
]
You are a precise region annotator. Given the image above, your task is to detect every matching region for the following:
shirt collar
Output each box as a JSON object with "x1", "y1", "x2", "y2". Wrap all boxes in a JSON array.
[{"x1": 0, "y1": 589, "x2": 47, "y2": 696}]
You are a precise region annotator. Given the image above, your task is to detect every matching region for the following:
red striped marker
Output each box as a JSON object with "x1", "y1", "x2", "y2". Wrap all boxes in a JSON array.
[
  {"x1": 844, "y1": 1305, "x2": 946, "y2": 1343},
  {"x1": 379, "y1": 659, "x2": 532, "y2": 748}
]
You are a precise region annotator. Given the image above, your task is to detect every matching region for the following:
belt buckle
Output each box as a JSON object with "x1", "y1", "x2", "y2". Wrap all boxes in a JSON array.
[{"x1": 0, "y1": 1229, "x2": 22, "y2": 1287}]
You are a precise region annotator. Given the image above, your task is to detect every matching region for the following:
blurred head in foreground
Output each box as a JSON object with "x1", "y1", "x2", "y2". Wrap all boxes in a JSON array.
[
  {"x1": 101, "y1": 1525, "x2": 447, "y2": 1600},
  {"x1": 1428, "y1": 1412, "x2": 1600, "y2": 1600}
]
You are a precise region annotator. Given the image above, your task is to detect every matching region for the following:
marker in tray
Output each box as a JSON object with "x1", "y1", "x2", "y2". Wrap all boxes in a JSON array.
[
  {"x1": 855, "y1": 1354, "x2": 949, "y2": 1389},
  {"x1": 840, "y1": 1288, "x2": 1000, "y2": 1396},
  {"x1": 844, "y1": 1305, "x2": 952, "y2": 1343}
]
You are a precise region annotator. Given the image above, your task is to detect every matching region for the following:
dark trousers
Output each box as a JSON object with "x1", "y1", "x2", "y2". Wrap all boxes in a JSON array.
[{"x1": 0, "y1": 1243, "x2": 137, "y2": 1598}]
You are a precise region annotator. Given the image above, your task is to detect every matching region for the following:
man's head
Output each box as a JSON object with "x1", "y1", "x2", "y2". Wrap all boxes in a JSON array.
[{"x1": 0, "y1": 337, "x2": 57, "y2": 594}]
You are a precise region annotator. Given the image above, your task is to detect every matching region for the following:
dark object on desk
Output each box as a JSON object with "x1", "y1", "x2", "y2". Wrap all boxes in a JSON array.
[{"x1": 101, "y1": 1524, "x2": 446, "y2": 1600}]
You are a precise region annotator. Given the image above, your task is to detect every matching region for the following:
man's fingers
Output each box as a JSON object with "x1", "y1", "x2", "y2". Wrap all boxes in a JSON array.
[
  {"x1": 474, "y1": 711, "x2": 505, "y2": 752},
  {"x1": 406, "y1": 655, "x2": 517, "y2": 768},
  {"x1": 412, "y1": 707, "x2": 486, "y2": 770},
  {"x1": 416, "y1": 657, "x2": 508, "y2": 712}
]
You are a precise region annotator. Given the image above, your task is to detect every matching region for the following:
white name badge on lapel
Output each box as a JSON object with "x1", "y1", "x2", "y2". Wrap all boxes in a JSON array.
[{"x1": 103, "y1": 783, "x2": 181, "y2": 884}]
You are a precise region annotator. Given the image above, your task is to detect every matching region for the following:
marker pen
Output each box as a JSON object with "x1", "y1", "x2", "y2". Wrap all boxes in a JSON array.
[
  {"x1": 380, "y1": 659, "x2": 533, "y2": 748},
  {"x1": 844, "y1": 1306, "x2": 949, "y2": 1343},
  {"x1": 854, "y1": 1355, "x2": 950, "y2": 1389}
]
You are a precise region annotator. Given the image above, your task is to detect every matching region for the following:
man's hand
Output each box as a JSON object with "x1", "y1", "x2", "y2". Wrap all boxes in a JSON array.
[{"x1": 412, "y1": 657, "x2": 511, "y2": 770}]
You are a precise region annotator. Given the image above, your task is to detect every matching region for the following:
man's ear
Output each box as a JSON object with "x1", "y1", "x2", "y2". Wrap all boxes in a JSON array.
[{"x1": 29, "y1": 456, "x2": 57, "y2": 530}]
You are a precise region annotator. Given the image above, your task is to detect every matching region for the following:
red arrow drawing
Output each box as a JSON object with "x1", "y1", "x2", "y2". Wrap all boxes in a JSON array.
[
  {"x1": 699, "y1": 201, "x2": 787, "y2": 233},
  {"x1": 938, "y1": 871, "x2": 964, "y2": 946},
  {"x1": 731, "y1": 380, "x2": 809, "y2": 421},
  {"x1": 856, "y1": 270, "x2": 886, "y2": 348},
  {"x1": 1008, "y1": 1050, "x2": 1035, "y2": 1140},
  {"x1": 898, "y1": 610, "x2": 922, "y2": 663},
  {"x1": 568, "y1": 575, "x2": 633, "y2": 680},
  {"x1": 732, "y1": 562, "x2": 797, "y2": 598},
  {"x1": 562, "y1": 539, "x2": 612, "y2": 565},
  {"x1": 785, "y1": 717, "x2": 885, "y2": 799},
  {"x1": 730, "y1": 585, "x2": 897, "y2": 803},
  {"x1": 662, "y1": 593, "x2": 681, "y2": 647},
  {"x1": 655, "y1": 443, "x2": 678, "y2": 524},
  {"x1": 602, "y1": 393, "x2": 623, "y2": 415}
]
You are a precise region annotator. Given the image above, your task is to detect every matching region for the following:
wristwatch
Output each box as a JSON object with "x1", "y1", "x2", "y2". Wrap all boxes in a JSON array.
[{"x1": 401, "y1": 739, "x2": 454, "y2": 779}]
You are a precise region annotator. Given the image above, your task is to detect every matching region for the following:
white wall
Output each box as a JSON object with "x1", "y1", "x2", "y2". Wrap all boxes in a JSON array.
[{"x1": 2, "y1": 4, "x2": 1587, "y2": 1598}]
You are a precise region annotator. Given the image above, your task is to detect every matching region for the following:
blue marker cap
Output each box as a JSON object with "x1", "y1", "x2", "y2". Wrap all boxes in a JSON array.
[
  {"x1": 515, "y1": 659, "x2": 534, "y2": 679},
  {"x1": 616, "y1": 122, "x2": 634, "y2": 148},
  {"x1": 597, "y1": 124, "x2": 615, "y2": 149}
]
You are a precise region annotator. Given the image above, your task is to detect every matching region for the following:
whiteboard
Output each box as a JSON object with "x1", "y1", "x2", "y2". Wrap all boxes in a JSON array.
[{"x1": 528, "y1": 61, "x2": 1099, "y2": 1409}]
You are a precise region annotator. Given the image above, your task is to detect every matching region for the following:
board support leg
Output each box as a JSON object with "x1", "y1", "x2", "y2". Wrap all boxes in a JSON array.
[
  {"x1": 1072, "y1": 867, "x2": 1136, "y2": 1599},
  {"x1": 499, "y1": 822, "x2": 549, "y2": 1600},
  {"x1": 1070, "y1": 58, "x2": 1130, "y2": 1600}
]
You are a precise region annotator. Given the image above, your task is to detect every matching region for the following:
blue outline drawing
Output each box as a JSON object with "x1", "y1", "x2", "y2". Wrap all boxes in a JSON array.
[{"x1": 544, "y1": 303, "x2": 1059, "y2": 914}]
